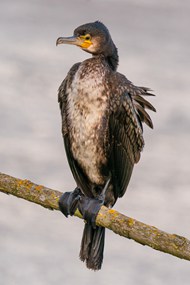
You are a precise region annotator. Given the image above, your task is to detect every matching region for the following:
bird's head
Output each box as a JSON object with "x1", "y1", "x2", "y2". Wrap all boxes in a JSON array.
[{"x1": 56, "y1": 21, "x2": 119, "y2": 70}]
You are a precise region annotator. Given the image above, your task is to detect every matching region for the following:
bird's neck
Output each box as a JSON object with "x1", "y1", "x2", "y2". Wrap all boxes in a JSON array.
[
  {"x1": 106, "y1": 52, "x2": 119, "y2": 71},
  {"x1": 104, "y1": 42, "x2": 119, "y2": 71},
  {"x1": 92, "y1": 42, "x2": 119, "y2": 71}
]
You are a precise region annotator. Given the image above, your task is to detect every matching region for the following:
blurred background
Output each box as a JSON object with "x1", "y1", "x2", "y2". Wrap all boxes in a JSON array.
[{"x1": 0, "y1": 0, "x2": 190, "y2": 284}]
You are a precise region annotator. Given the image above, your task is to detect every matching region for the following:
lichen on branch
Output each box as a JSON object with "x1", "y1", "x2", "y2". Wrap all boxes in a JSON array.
[{"x1": 0, "y1": 172, "x2": 190, "y2": 261}]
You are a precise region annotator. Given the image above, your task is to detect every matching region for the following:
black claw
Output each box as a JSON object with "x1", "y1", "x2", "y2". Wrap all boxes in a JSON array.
[
  {"x1": 78, "y1": 196, "x2": 103, "y2": 229},
  {"x1": 59, "y1": 187, "x2": 82, "y2": 217}
]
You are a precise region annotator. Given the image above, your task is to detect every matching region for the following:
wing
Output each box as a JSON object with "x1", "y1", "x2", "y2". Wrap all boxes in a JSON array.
[
  {"x1": 125, "y1": 81, "x2": 156, "y2": 129},
  {"x1": 58, "y1": 62, "x2": 81, "y2": 136},
  {"x1": 109, "y1": 73, "x2": 156, "y2": 199},
  {"x1": 58, "y1": 62, "x2": 93, "y2": 197}
]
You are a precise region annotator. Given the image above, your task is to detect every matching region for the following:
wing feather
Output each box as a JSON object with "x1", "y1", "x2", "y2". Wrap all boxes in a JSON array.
[
  {"x1": 133, "y1": 94, "x2": 156, "y2": 112},
  {"x1": 109, "y1": 73, "x2": 155, "y2": 198},
  {"x1": 135, "y1": 104, "x2": 154, "y2": 129},
  {"x1": 109, "y1": 93, "x2": 143, "y2": 198}
]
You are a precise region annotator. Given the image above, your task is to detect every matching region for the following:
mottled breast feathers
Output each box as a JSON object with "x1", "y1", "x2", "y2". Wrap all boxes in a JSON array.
[{"x1": 58, "y1": 60, "x2": 155, "y2": 202}]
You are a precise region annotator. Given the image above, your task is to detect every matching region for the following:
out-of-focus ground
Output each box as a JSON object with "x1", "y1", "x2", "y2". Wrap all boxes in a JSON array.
[{"x1": 0, "y1": 1, "x2": 190, "y2": 284}]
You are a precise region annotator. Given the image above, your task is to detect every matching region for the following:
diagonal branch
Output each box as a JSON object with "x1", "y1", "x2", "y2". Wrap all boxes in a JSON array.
[{"x1": 0, "y1": 171, "x2": 190, "y2": 261}]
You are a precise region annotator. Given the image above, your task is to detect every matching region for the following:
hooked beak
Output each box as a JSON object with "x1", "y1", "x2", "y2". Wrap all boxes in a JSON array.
[{"x1": 56, "y1": 35, "x2": 83, "y2": 47}]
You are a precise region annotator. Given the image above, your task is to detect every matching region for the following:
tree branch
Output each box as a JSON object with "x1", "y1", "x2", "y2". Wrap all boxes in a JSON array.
[{"x1": 0, "y1": 172, "x2": 190, "y2": 261}]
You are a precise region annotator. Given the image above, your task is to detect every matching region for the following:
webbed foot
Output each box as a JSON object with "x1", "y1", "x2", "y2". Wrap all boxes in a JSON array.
[
  {"x1": 78, "y1": 196, "x2": 104, "y2": 229},
  {"x1": 59, "y1": 187, "x2": 82, "y2": 217}
]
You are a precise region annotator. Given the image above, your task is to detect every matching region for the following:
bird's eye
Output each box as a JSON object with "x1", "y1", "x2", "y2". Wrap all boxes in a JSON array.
[{"x1": 85, "y1": 34, "x2": 91, "y2": 41}]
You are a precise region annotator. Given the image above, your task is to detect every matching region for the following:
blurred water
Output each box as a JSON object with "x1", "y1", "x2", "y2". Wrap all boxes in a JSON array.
[{"x1": 0, "y1": 1, "x2": 190, "y2": 284}]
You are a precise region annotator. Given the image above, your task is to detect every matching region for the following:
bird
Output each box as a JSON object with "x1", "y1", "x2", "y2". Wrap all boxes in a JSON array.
[{"x1": 56, "y1": 21, "x2": 156, "y2": 271}]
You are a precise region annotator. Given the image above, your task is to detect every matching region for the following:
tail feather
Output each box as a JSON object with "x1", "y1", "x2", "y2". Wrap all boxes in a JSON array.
[{"x1": 79, "y1": 223, "x2": 105, "y2": 270}]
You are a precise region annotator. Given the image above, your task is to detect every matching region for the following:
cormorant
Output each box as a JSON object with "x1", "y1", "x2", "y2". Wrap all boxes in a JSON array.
[{"x1": 56, "y1": 21, "x2": 155, "y2": 270}]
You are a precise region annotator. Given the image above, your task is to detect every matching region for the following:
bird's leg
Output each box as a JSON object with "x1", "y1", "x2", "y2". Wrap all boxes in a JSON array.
[
  {"x1": 101, "y1": 177, "x2": 110, "y2": 197},
  {"x1": 78, "y1": 196, "x2": 103, "y2": 229},
  {"x1": 59, "y1": 187, "x2": 83, "y2": 217},
  {"x1": 78, "y1": 178, "x2": 110, "y2": 229}
]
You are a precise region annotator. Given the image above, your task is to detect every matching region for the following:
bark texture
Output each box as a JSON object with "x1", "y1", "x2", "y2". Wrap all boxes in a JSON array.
[{"x1": 0, "y1": 172, "x2": 190, "y2": 261}]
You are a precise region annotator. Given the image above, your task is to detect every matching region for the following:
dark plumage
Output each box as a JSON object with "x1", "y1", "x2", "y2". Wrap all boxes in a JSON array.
[{"x1": 57, "y1": 21, "x2": 156, "y2": 270}]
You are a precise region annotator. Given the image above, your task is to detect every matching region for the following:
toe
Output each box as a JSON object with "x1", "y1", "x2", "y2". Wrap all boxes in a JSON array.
[
  {"x1": 58, "y1": 188, "x2": 82, "y2": 217},
  {"x1": 59, "y1": 192, "x2": 71, "y2": 217},
  {"x1": 78, "y1": 197, "x2": 103, "y2": 229}
]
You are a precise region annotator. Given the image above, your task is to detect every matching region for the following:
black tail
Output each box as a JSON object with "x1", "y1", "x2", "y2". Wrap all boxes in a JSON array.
[{"x1": 79, "y1": 223, "x2": 105, "y2": 270}]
